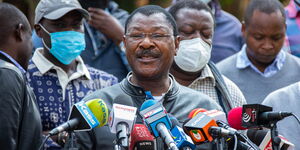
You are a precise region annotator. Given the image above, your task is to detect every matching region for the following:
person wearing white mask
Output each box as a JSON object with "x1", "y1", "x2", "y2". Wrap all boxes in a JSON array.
[{"x1": 169, "y1": 0, "x2": 246, "y2": 113}]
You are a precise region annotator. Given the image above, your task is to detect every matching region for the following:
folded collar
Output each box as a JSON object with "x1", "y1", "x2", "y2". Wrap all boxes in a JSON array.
[
  {"x1": 32, "y1": 48, "x2": 91, "y2": 80},
  {"x1": 190, "y1": 65, "x2": 216, "y2": 86}
]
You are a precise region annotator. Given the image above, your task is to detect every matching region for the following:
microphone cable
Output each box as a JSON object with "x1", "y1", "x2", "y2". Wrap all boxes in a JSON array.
[
  {"x1": 291, "y1": 113, "x2": 300, "y2": 125},
  {"x1": 233, "y1": 134, "x2": 238, "y2": 150},
  {"x1": 38, "y1": 134, "x2": 51, "y2": 150}
]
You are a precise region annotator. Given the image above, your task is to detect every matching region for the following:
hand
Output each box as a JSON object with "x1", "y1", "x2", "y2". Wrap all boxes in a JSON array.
[
  {"x1": 43, "y1": 130, "x2": 68, "y2": 146},
  {"x1": 88, "y1": 7, "x2": 124, "y2": 45}
]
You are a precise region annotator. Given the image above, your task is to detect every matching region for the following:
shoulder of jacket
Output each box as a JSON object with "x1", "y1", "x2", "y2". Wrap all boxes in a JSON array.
[{"x1": 0, "y1": 59, "x2": 24, "y2": 80}]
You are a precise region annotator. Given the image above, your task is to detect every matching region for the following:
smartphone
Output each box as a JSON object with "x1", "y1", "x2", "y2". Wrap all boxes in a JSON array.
[{"x1": 78, "y1": 0, "x2": 109, "y2": 10}]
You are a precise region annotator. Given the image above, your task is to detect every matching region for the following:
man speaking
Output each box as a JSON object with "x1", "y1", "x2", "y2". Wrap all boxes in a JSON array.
[{"x1": 76, "y1": 5, "x2": 221, "y2": 150}]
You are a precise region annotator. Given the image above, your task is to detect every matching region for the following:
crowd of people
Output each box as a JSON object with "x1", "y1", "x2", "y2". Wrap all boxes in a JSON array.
[{"x1": 0, "y1": 0, "x2": 299, "y2": 149}]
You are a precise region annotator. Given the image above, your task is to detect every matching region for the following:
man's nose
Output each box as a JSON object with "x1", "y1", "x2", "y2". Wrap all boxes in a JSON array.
[{"x1": 139, "y1": 35, "x2": 155, "y2": 49}]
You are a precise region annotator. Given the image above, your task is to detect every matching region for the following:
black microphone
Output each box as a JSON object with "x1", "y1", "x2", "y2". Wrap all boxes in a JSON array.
[
  {"x1": 242, "y1": 104, "x2": 292, "y2": 128},
  {"x1": 259, "y1": 112, "x2": 292, "y2": 122},
  {"x1": 246, "y1": 129, "x2": 295, "y2": 150}
]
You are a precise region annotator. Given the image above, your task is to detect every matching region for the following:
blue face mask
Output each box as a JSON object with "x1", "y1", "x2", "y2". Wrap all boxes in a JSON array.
[{"x1": 40, "y1": 24, "x2": 86, "y2": 65}]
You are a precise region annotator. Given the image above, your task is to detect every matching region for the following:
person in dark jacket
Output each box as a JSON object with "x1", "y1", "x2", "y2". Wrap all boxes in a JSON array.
[{"x1": 0, "y1": 3, "x2": 42, "y2": 150}]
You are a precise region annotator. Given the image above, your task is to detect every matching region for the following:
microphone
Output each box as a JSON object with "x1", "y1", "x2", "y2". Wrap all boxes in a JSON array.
[
  {"x1": 169, "y1": 116, "x2": 195, "y2": 150},
  {"x1": 242, "y1": 104, "x2": 292, "y2": 128},
  {"x1": 49, "y1": 99, "x2": 108, "y2": 136},
  {"x1": 188, "y1": 108, "x2": 238, "y2": 134},
  {"x1": 228, "y1": 107, "x2": 295, "y2": 150},
  {"x1": 188, "y1": 108, "x2": 208, "y2": 119},
  {"x1": 228, "y1": 107, "x2": 247, "y2": 130},
  {"x1": 183, "y1": 112, "x2": 235, "y2": 144},
  {"x1": 139, "y1": 99, "x2": 178, "y2": 150},
  {"x1": 129, "y1": 124, "x2": 156, "y2": 150},
  {"x1": 109, "y1": 94, "x2": 137, "y2": 148},
  {"x1": 247, "y1": 129, "x2": 295, "y2": 150},
  {"x1": 188, "y1": 108, "x2": 227, "y2": 123}
]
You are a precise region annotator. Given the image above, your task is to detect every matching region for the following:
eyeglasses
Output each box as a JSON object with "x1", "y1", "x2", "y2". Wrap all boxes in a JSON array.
[{"x1": 125, "y1": 33, "x2": 173, "y2": 42}]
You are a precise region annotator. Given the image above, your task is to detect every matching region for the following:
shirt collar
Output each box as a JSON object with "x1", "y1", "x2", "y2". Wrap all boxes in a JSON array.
[
  {"x1": 32, "y1": 48, "x2": 91, "y2": 80},
  {"x1": 190, "y1": 65, "x2": 216, "y2": 86},
  {"x1": 0, "y1": 50, "x2": 26, "y2": 74},
  {"x1": 236, "y1": 44, "x2": 286, "y2": 71},
  {"x1": 286, "y1": 0, "x2": 300, "y2": 18}
]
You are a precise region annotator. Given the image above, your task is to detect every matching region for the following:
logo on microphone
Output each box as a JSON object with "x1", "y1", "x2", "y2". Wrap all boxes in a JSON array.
[
  {"x1": 78, "y1": 103, "x2": 97, "y2": 125},
  {"x1": 190, "y1": 130, "x2": 202, "y2": 142},
  {"x1": 143, "y1": 107, "x2": 163, "y2": 119},
  {"x1": 243, "y1": 108, "x2": 256, "y2": 123}
]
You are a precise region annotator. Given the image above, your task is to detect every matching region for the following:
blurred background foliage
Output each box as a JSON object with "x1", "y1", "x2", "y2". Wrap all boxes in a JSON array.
[{"x1": 0, "y1": 0, "x2": 291, "y2": 26}]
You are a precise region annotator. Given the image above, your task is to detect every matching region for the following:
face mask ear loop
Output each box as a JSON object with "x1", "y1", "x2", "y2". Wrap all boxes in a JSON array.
[
  {"x1": 39, "y1": 24, "x2": 50, "y2": 35},
  {"x1": 39, "y1": 24, "x2": 51, "y2": 50}
]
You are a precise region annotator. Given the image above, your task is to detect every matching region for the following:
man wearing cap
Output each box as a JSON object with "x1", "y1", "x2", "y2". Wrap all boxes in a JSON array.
[
  {"x1": 27, "y1": 0, "x2": 118, "y2": 149},
  {"x1": 32, "y1": 0, "x2": 130, "y2": 81}
]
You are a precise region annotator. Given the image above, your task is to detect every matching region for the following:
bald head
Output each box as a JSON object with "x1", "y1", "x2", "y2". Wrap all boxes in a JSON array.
[
  {"x1": 0, "y1": 3, "x2": 31, "y2": 46},
  {"x1": 0, "y1": 3, "x2": 32, "y2": 70}
]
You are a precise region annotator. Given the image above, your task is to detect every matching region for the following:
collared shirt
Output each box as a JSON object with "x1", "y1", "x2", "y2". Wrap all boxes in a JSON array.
[
  {"x1": 188, "y1": 65, "x2": 246, "y2": 108},
  {"x1": 0, "y1": 50, "x2": 26, "y2": 74},
  {"x1": 26, "y1": 48, "x2": 118, "y2": 148},
  {"x1": 236, "y1": 45, "x2": 286, "y2": 78},
  {"x1": 285, "y1": 0, "x2": 300, "y2": 57}
]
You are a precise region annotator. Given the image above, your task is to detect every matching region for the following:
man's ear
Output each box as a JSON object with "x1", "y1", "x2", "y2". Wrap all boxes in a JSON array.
[
  {"x1": 174, "y1": 36, "x2": 181, "y2": 56},
  {"x1": 34, "y1": 24, "x2": 43, "y2": 38},
  {"x1": 122, "y1": 35, "x2": 126, "y2": 46},
  {"x1": 241, "y1": 21, "x2": 246, "y2": 39},
  {"x1": 15, "y1": 23, "x2": 25, "y2": 42}
]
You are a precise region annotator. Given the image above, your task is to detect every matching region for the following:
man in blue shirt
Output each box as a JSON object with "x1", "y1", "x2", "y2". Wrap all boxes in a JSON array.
[
  {"x1": 0, "y1": 3, "x2": 42, "y2": 150},
  {"x1": 28, "y1": 0, "x2": 118, "y2": 149},
  {"x1": 217, "y1": 0, "x2": 300, "y2": 104}
]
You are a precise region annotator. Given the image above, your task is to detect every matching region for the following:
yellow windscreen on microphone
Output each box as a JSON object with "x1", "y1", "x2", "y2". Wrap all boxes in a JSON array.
[{"x1": 86, "y1": 99, "x2": 109, "y2": 127}]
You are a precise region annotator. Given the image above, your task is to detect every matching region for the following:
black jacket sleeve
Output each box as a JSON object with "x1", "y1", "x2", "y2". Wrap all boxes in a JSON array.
[{"x1": 0, "y1": 68, "x2": 25, "y2": 150}]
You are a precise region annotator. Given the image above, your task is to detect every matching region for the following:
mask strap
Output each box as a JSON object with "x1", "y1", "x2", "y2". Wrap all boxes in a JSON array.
[
  {"x1": 41, "y1": 38, "x2": 51, "y2": 51},
  {"x1": 39, "y1": 24, "x2": 51, "y2": 50},
  {"x1": 38, "y1": 24, "x2": 50, "y2": 35}
]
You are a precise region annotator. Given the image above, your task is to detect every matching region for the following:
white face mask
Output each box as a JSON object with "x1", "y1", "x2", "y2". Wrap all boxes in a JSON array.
[{"x1": 174, "y1": 38, "x2": 212, "y2": 72}]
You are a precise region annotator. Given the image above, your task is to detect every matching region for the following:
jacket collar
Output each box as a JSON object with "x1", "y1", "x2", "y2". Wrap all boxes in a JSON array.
[{"x1": 120, "y1": 72, "x2": 180, "y2": 102}]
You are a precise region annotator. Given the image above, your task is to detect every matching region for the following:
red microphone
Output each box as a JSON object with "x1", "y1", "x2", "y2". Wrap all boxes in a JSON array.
[
  {"x1": 228, "y1": 107, "x2": 247, "y2": 130},
  {"x1": 129, "y1": 124, "x2": 156, "y2": 150}
]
